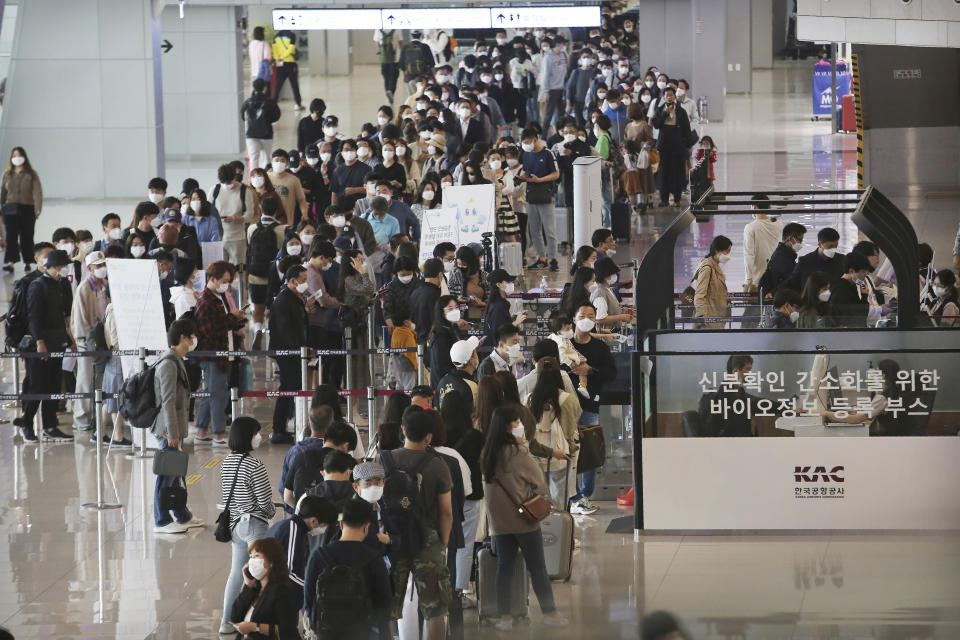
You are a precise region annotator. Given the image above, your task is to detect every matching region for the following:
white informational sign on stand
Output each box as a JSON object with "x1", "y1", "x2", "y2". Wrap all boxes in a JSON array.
[
  {"x1": 418, "y1": 207, "x2": 460, "y2": 265},
  {"x1": 440, "y1": 184, "x2": 496, "y2": 247},
  {"x1": 106, "y1": 258, "x2": 169, "y2": 378},
  {"x1": 642, "y1": 437, "x2": 960, "y2": 530},
  {"x1": 572, "y1": 156, "x2": 602, "y2": 250}
]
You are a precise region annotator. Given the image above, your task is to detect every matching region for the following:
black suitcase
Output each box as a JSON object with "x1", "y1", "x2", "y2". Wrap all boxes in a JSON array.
[{"x1": 611, "y1": 199, "x2": 631, "y2": 241}]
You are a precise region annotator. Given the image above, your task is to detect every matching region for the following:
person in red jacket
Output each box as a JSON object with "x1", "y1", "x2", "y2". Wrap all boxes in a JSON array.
[{"x1": 694, "y1": 136, "x2": 718, "y2": 182}]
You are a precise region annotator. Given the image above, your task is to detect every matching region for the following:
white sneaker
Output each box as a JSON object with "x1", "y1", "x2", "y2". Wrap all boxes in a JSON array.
[
  {"x1": 212, "y1": 438, "x2": 229, "y2": 447},
  {"x1": 542, "y1": 612, "x2": 569, "y2": 627},
  {"x1": 493, "y1": 617, "x2": 513, "y2": 631},
  {"x1": 181, "y1": 435, "x2": 195, "y2": 446},
  {"x1": 154, "y1": 522, "x2": 188, "y2": 534},
  {"x1": 180, "y1": 518, "x2": 205, "y2": 529},
  {"x1": 570, "y1": 500, "x2": 598, "y2": 516}
]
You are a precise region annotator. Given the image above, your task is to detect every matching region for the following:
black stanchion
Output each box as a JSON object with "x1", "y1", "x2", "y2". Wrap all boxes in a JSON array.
[{"x1": 83, "y1": 390, "x2": 122, "y2": 511}]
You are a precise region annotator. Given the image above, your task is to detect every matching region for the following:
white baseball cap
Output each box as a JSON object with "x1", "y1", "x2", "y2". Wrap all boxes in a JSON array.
[
  {"x1": 449, "y1": 336, "x2": 480, "y2": 367},
  {"x1": 84, "y1": 251, "x2": 106, "y2": 266}
]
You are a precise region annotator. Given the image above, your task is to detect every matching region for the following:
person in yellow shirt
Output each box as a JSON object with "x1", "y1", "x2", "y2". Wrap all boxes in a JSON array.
[
  {"x1": 388, "y1": 307, "x2": 418, "y2": 390},
  {"x1": 271, "y1": 30, "x2": 303, "y2": 111}
]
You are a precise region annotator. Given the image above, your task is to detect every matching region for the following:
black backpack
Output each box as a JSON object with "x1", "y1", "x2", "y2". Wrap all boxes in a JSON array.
[
  {"x1": 117, "y1": 354, "x2": 177, "y2": 429},
  {"x1": 3, "y1": 272, "x2": 39, "y2": 348},
  {"x1": 246, "y1": 220, "x2": 279, "y2": 278},
  {"x1": 309, "y1": 547, "x2": 371, "y2": 637},
  {"x1": 380, "y1": 449, "x2": 435, "y2": 558},
  {"x1": 402, "y1": 41, "x2": 429, "y2": 78},
  {"x1": 292, "y1": 447, "x2": 328, "y2": 505}
]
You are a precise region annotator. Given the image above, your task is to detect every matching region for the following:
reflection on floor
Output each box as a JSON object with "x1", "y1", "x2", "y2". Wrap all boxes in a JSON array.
[{"x1": 1, "y1": 59, "x2": 959, "y2": 639}]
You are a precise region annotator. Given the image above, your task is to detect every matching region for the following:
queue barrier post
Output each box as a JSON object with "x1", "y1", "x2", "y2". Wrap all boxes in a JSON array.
[
  {"x1": 230, "y1": 387, "x2": 240, "y2": 424},
  {"x1": 265, "y1": 330, "x2": 274, "y2": 380},
  {"x1": 367, "y1": 386, "x2": 376, "y2": 440},
  {"x1": 83, "y1": 389, "x2": 121, "y2": 511},
  {"x1": 2, "y1": 355, "x2": 21, "y2": 417},
  {"x1": 367, "y1": 306, "x2": 376, "y2": 387},
  {"x1": 298, "y1": 346, "x2": 310, "y2": 443},
  {"x1": 344, "y1": 327, "x2": 354, "y2": 420},
  {"x1": 416, "y1": 343, "x2": 425, "y2": 386},
  {"x1": 127, "y1": 347, "x2": 153, "y2": 459}
]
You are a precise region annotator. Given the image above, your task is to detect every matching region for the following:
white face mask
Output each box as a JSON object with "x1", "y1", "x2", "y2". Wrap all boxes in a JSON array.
[
  {"x1": 657, "y1": 81, "x2": 667, "y2": 90},
  {"x1": 360, "y1": 485, "x2": 384, "y2": 504},
  {"x1": 510, "y1": 424, "x2": 526, "y2": 441},
  {"x1": 443, "y1": 260, "x2": 455, "y2": 273},
  {"x1": 251, "y1": 433, "x2": 262, "y2": 449},
  {"x1": 335, "y1": 255, "x2": 342, "y2": 264},
  {"x1": 148, "y1": 192, "x2": 164, "y2": 204},
  {"x1": 330, "y1": 215, "x2": 346, "y2": 228},
  {"x1": 618, "y1": 67, "x2": 630, "y2": 77},
  {"x1": 108, "y1": 227, "x2": 123, "y2": 240},
  {"x1": 605, "y1": 275, "x2": 617, "y2": 286},
  {"x1": 357, "y1": 147, "x2": 370, "y2": 159},
  {"x1": 587, "y1": 281, "x2": 599, "y2": 293},
  {"x1": 323, "y1": 126, "x2": 337, "y2": 136},
  {"x1": 307, "y1": 524, "x2": 327, "y2": 537},
  {"x1": 676, "y1": 88, "x2": 686, "y2": 97},
  {"x1": 596, "y1": 91, "x2": 607, "y2": 101},
  {"x1": 427, "y1": 145, "x2": 439, "y2": 156},
  {"x1": 506, "y1": 158, "x2": 519, "y2": 167},
  {"x1": 445, "y1": 308, "x2": 461, "y2": 323},
  {"x1": 506, "y1": 343, "x2": 522, "y2": 363},
  {"x1": 576, "y1": 317, "x2": 595, "y2": 332},
  {"x1": 717, "y1": 253, "x2": 731, "y2": 264},
  {"x1": 382, "y1": 150, "x2": 395, "y2": 161},
  {"x1": 563, "y1": 133, "x2": 576, "y2": 143},
  {"x1": 398, "y1": 274, "x2": 414, "y2": 284},
  {"x1": 819, "y1": 290, "x2": 832, "y2": 302},
  {"x1": 396, "y1": 146, "x2": 406, "y2": 157},
  {"x1": 421, "y1": 190, "x2": 435, "y2": 201},
  {"x1": 645, "y1": 80, "x2": 654, "y2": 88},
  {"x1": 251, "y1": 176, "x2": 265, "y2": 189},
  {"x1": 11, "y1": 156, "x2": 25, "y2": 167},
  {"x1": 319, "y1": 152, "x2": 332, "y2": 163},
  {"x1": 559, "y1": 328, "x2": 574, "y2": 340},
  {"x1": 296, "y1": 281, "x2": 310, "y2": 294},
  {"x1": 502, "y1": 281, "x2": 515, "y2": 295},
  {"x1": 366, "y1": 184, "x2": 378, "y2": 198},
  {"x1": 377, "y1": 116, "x2": 390, "y2": 126},
  {"x1": 216, "y1": 282, "x2": 230, "y2": 294},
  {"x1": 419, "y1": 130, "x2": 432, "y2": 140},
  {"x1": 792, "y1": 242, "x2": 804, "y2": 252},
  {"x1": 300, "y1": 233, "x2": 314, "y2": 246},
  {"x1": 593, "y1": 127, "x2": 602, "y2": 138},
  {"x1": 933, "y1": 285, "x2": 947, "y2": 297},
  {"x1": 287, "y1": 244, "x2": 302, "y2": 256},
  {"x1": 188, "y1": 336, "x2": 198, "y2": 351},
  {"x1": 495, "y1": 73, "x2": 504, "y2": 81},
  {"x1": 190, "y1": 200, "x2": 202, "y2": 213},
  {"x1": 578, "y1": 135, "x2": 587, "y2": 142},
  {"x1": 247, "y1": 557, "x2": 268, "y2": 581},
  {"x1": 377, "y1": 192, "x2": 392, "y2": 203},
  {"x1": 342, "y1": 151, "x2": 357, "y2": 162},
  {"x1": 521, "y1": 142, "x2": 534, "y2": 153},
  {"x1": 823, "y1": 248, "x2": 838, "y2": 259},
  {"x1": 81, "y1": 241, "x2": 95, "y2": 254},
  {"x1": 271, "y1": 161, "x2": 287, "y2": 173},
  {"x1": 306, "y1": 156, "x2": 319, "y2": 166},
  {"x1": 130, "y1": 245, "x2": 146, "y2": 258},
  {"x1": 789, "y1": 310, "x2": 800, "y2": 323},
  {"x1": 489, "y1": 159, "x2": 502, "y2": 170},
  {"x1": 94, "y1": 266, "x2": 108, "y2": 279}
]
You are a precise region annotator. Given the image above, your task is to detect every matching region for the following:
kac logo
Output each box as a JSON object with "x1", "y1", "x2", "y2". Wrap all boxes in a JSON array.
[{"x1": 794, "y1": 465, "x2": 844, "y2": 483}]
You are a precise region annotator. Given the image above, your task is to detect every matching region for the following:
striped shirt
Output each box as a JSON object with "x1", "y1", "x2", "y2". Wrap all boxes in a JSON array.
[{"x1": 220, "y1": 452, "x2": 276, "y2": 526}]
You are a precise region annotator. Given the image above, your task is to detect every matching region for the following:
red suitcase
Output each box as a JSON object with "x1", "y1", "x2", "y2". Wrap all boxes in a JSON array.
[{"x1": 841, "y1": 94, "x2": 856, "y2": 132}]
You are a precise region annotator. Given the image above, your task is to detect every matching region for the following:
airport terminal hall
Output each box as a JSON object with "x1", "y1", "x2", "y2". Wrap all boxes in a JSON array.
[{"x1": 0, "y1": 0, "x2": 959, "y2": 639}]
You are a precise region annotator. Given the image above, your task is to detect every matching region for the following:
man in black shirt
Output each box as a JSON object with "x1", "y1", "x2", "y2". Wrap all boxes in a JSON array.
[
  {"x1": 269, "y1": 265, "x2": 311, "y2": 444},
  {"x1": 18, "y1": 249, "x2": 76, "y2": 442},
  {"x1": 785, "y1": 227, "x2": 844, "y2": 292},
  {"x1": 284, "y1": 420, "x2": 359, "y2": 509},
  {"x1": 410, "y1": 258, "x2": 443, "y2": 347},
  {"x1": 758, "y1": 222, "x2": 807, "y2": 297},
  {"x1": 331, "y1": 139, "x2": 373, "y2": 210},
  {"x1": 829, "y1": 252, "x2": 871, "y2": 327}
]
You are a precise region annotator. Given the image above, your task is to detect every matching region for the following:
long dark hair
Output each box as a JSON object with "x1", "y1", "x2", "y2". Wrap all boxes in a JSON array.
[
  {"x1": 570, "y1": 245, "x2": 596, "y2": 276},
  {"x1": 561, "y1": 267, "x2": 596, "y2": 317},
  {"x1": 473, "y1": 375, "x2": 504, "y2": 434},
  {"x1": 493, "y1": 370, "x2": 522, "y2": 406},
  {"x1": 707, "y1": 235, "x2": 732, "y2": 258},
  {"x1": 311, "y1": 384, "x2": 344, "y2": 421},
  {"x1": 800, "y1": 271, "x2": 831, "y2": 315},
  {"x1": 381, "y1": 392, "x2": 411, "y2": 428},
  {"x1": 336, "y1": 248, "x2": 363, "y2": 301},
  {"x1": 7, "y1": 147, "x2": 36, "y2": 175},
  {"x1": 481, "y1": 406, "x2": 521, "y2": 481},
  {"x1": 441, "y1": 391, "x2": 474, "y2": 448},
  {"x1": 528, "y1": 359, "x2": 563, "y2": 422},
  {"x1": 431, "y1": 294, "x2": 459, "y2": 334}
]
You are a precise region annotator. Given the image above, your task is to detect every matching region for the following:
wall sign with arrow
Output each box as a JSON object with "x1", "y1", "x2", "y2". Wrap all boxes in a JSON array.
[
  {"x1": 161, "y1": 39, "x2": 173, "y2": 53},
  {"x1": 271, "y1": 6, "x2": 600, "y2": 31}
]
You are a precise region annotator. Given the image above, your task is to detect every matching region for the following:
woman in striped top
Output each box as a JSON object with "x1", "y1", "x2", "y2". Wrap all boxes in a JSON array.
[{"x1": 218, "y1": 417, "x2": 276, "y2": 636}]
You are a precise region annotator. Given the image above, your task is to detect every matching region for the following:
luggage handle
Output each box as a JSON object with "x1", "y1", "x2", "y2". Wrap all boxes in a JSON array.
[{"x1": 546, "y1": 456, "x2": 573, "y2": 514}]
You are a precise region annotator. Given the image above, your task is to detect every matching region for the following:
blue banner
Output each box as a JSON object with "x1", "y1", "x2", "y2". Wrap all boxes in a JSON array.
[{"x1": 813, "y1": 61, "x2": 851, "y2": 116}]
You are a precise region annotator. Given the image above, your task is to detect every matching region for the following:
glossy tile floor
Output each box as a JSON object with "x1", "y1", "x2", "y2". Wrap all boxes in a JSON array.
[{"x1": 2, "y1": 59, "x2": 959, "y2": 639}]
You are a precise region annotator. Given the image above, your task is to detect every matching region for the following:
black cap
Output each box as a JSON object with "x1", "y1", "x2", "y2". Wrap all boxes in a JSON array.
[
  {"x1": 44, "y1": 249, "x2": 71, "y2": 269},
  {"x1": 288, "y1": 149, "x2": 301, "y2": 165},
  {"x1": 305, "y1": 144, "x2": 320, "y2": 158},
  {"x1": 487, "y1": 268, "x2": 515, "y2": 286},
  {"x1": 532, "y1": 339, "x2": 560, "y2": 362},
  {"x1": 297, "y1": 495, "x2": 339, "y2": 524}
]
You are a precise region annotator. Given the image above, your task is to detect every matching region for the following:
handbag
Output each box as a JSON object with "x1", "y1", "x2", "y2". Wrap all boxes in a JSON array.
[
  {"x1": 153, "y1": 448, "x2": 189, "y2": 477},
  {"x1": 0, "y1": 203, "x2": 19, "y2": 217},
  {"x1": 493, "y1": 476, "x2": 551, "y2": 524},
  {"x1": 215, "y1": 453, "x2": 248, "y2": 543},
  {"x1": 680, "y1": 266, "x2": 708, "y2": 305},
  {"x1": 576, "y1": 424, "x2": 606, "y2": 474},
  {"x1": 158, "y1": 484, "x2": 188, "y2": 511}
]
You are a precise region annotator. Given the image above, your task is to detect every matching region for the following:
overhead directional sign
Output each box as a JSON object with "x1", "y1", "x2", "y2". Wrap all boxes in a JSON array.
[{"x1": 272, "y1": 6, "x2": 601, "y2": 31}]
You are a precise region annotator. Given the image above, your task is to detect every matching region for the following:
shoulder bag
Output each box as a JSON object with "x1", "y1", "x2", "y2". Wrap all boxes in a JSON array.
[
  {"x1": 214, "y1": 453, "x2": 248, "y2": 543},
  {"x1": 493, "y1": 475, "x2": 551, "y2": 524}
]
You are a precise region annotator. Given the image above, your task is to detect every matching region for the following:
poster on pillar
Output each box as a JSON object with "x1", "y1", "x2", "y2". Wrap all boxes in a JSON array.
[
  {"x1": 812, "y1": 60, "x2": 851, "y2": 116},
  {"x1": 440, "y1": 184, "x2": 497, "y2": 247}
]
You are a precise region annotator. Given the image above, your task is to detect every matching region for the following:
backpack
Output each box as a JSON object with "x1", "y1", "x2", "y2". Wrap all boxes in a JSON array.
[
  {"x1": 292, "y1": 447, "x2": 328, "y2": 505},
  {"x1": 117, "y1": 354, "x2": 177, "y2": 429},
  {"x1": 309, "y1": 547, "x2": 371, "y2": 637},
  {"x1": 380, "y1": 449, "x2": 435, "y2": 558},
  {"x1": 377, "y1": 30, "x2": 396, "y2": 64},
  {"x1": 211, "y1": 183, "x2": 247, "y2": 215},
  {"x1": 245, "y1": 220, "x2": 279, "y2": 278},
  {"x1": 402, "y1": 41, "x2": 429, "y2": 78},
  {"x1": 256, "y1": 58, "x2": 272, "y2": 82},
  {"x1": 440, "y1": 31, "x2": 456, "y2": 59},
  {"x1": 3, "y1": 272, "x2": 38, "y2": 348}
]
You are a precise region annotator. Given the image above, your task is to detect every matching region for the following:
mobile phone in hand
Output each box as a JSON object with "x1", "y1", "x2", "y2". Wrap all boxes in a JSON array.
[{"x1": 243, "y1": 567, "x2": 254, "y2": 581}]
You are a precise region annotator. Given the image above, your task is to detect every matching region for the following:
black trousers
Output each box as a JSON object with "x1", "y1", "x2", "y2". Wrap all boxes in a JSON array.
[
  {"x1": 272, "y1": 62, "x2": 302, "y2": 106},
  {"x1": 658, "y1": 149, "x2": 687, "y2": 203},
  {"x1": 318, "y1": 329, "x2": 345, "y2": 388},
  {"x1": 22, "y1": 355, "x2": 63, "y2": 432},
  {"x1": 3, "y1": 207, "x2": 36, "y2": 264},
  {"x1": 381, "y1": 62, "x2": 399, "y2": 94},
  {"x1": 272, "y1": 355, "x2": 300, "y2": 435}
]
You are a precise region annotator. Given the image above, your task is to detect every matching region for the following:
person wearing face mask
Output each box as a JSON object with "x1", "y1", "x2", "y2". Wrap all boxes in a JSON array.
[
  {"x1": 194, "y1": 261, "x2": 245, "y2": 445},
  {"x1": 651, "y1": 87, "x2": 693, "y2": 207},
  {"x1": 538, "y1": 36, "x2": 569, "y2": 134},
  {"x1": 693, "y1": 236, "x2": 732, "y2": 328},
  {"x1": 267, "y1": 149, "x2": 309, "y2": 228},
  {"x1": 422, "y1": 133, "x2": 449, "y2": 176},
  {"x1": 828, "y1": 252, "x2": 872, "y2": 327},
  {"x1": 209, "y1": 164, "x2": 254, "y2": 267},
  {"x1": 269, "y1": 265, "x2": 312, "y2": 444},
  {"x1": 763, "y1": 288, "x2": 803, "y2": 328},
  {"x1": 242, "y1": 78, "x2": 282, "y2": 170},
  {"x1": 94, "y1": 212, "x2": 124, "y2": 253},
  {"x1": 68, "y1": 251, "x2": 110, "y2": 435},
  {"x1": 382, "y1": 254, "x2": 420, "y2": 328},
  {"x1": 266, "y1": 494, "x2": 338, "y2": 606},
  {"x1": 428, "y1": 295, "x2": 469, "y2": 387},
  {"x1": 303, "y1": 496, "x2": 392, "y2": 640},
  {"x1": 296, "y1": 98, "x2": 327, "y2": 152},
  {"x1": 17, "y1": 249, "x2": 76, "y2": 443},
  {"x1": 351, "y1": 461, "x2": 395, "y2": 553},
  {"x1": 151, "y1": 318, "x2": 205, "y2": 534},
  {"x1": 591, "y1": 259, "x2": 635, "y2": 326},
  {"x1": 1, "y1": 147, "x2": 44, "y2": 273},
  {"x1": 168, "y1": 257, "x2": 200, "y2": 320},
  {"x1": 217, "y1": 416, "x2": 278, "y2": 633},
  {"x1": 337, "y1": 250, "x2": 378, "y2": 419},
  {"x1": 398, "y1": 30, "x2": 437, "y2": 94},
  {"x1": 51, "y1": 227, "x2": 82, "y2": 289},
  {"x1": 926, "y1": 269, "x2": 959, "y2": 327},
  {"x1": 560, "y1": 266, "x2": 599, "y2": 319},
  {"x1": 786, "y1": 226, "x2": 845, "y2": 292},
  {"x1": 331, "y1": 139, "x2": 373, "y2": 210},
  {"x1": 564, "y1": 53, "x2": 596, "y2": 127},
  {"x1": 409, "y1": 258, "x2": 445, "y2": 356},
  {"x1": 796, "y1": 271, "x2": 834, "y2": 329},
  {"x1": 482, "y1": 268, "x2": 527, "y2": 344},
  {"x1": 477, "y1": 322, "x2": 523, "y2": 379},
  {"x1": 182, "y1": 188, "x2": 222, "y2": 243},
  {"x1": 302, "y1": 144, "x2": 332, "y2": 224},
  {"x1": 742, "y1": 194, "x2": 783, "y2": 295},
  {"x1": 526, "y1": 358, "x2": 579, "y2": 507},
  {"x1": 758, "y1": 222, "x2": 808, "y2": 298}
]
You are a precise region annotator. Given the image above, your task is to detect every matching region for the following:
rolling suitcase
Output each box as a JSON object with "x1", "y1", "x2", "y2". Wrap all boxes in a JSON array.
[
  {"x1": 611, "y1": 198, "x2": 631, "y2": 241},
  {"x1": 541, "y1": 459, "x2": 575, "y2": 582},
  {"x1": 477, "y1": 543, "x2": 529, "y2": 624},
  {"x1": 498, "y1": 241, "x2": 523, "y2": 277}
]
